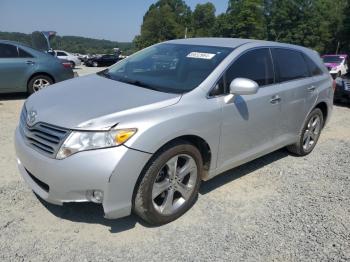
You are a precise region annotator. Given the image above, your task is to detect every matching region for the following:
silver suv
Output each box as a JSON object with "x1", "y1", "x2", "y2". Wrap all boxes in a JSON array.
[{"x1": 15, "y1": 38, "x2": 333, "y2": 225}]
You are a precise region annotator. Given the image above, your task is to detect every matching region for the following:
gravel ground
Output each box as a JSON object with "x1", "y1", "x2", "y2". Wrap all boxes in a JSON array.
[
  {"x1": 73, "y1": 65, "x2": 107, "y2": 77},
  {"x1": 0, "y1": 93, "x2": 349, "y2": 261}
]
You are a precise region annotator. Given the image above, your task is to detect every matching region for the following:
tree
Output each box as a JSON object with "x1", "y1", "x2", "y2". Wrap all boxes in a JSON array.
[
  {"x1": 133, "y1": 0, "x2": 191, "y2": 49},
  {"x1": 265, "y1": 0, "x2": 347, "y2": 53},
  {"x1": 212, "y1": 13, "x2": 233, "y2": 37},
  {"x1": 192, "y1": 3, "x2": 216, "y2": 37},
  {"x1": 339, "y1": 0, "x2": 350, "y2": 52},
  {"x1": 226, "y1": 0, "x2": 267, "y2": 39}
]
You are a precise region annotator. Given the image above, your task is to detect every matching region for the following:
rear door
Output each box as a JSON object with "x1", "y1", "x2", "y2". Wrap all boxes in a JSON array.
[
  {"x1": 0, "y1": 43, "x2": 32, "y2": 92},
  {"x1": 271, "y1": 48, "x2": 314, "y2": 138}
]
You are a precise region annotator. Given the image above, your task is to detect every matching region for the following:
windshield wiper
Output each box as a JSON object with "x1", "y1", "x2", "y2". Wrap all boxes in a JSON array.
[
  {"x1": 98, "y1": 72, "x2": 163, "y2": 92},
  {"x1": 98, "y1": 70, "x2": 112, "y2": 79},
  {"x1": 118, "y1": 78, "x2": 161, "y2": 92}
]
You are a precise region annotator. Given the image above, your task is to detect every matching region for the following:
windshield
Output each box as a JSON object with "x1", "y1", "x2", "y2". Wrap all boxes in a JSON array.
[
  {"x1": 101, "y1": 43, "x2": 233, "y2": 94},
  {"x1": 322, "y1": 56, "x2": 344, "y2": 64}
]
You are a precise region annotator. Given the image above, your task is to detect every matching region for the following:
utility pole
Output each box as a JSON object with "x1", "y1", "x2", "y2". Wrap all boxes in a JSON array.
[
  {"x1": 336, "y1": 41, "x2": 340, "y2": 54},
  {"x1": 184, "y1": 27, "x2": 188, "y2": 39}
]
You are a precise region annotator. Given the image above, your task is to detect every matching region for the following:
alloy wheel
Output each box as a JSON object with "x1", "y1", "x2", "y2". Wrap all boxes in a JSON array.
[
  {"x1": 32, "y1": 78, "x2": 50, "y2": 92},
  {"x1": 303, "y1": 115, "x2": 321, "y2": 151},
  {"x1": 152, "y1": 154, "x2": 198, "y2": 215}
]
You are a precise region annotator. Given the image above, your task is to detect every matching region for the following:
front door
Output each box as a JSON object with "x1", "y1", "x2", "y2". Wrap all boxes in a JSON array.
[
  {"x1": 0, "y1": 43, "x2": 29, "y2": 92},
  {"x1": 216, "y1": 48, "x2": 283, "y2": 173}
]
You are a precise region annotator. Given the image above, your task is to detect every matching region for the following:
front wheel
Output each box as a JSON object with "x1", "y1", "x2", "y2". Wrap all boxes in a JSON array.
[
  {"x1": 92, "y1": 61, "x2": 98, "y2": 67},
  {"x1": 287, "y1": 108, "x2": 324, "y2": 156},
  {"x1": 133, "y1": 141, "x2": 203, "y2": 225}
]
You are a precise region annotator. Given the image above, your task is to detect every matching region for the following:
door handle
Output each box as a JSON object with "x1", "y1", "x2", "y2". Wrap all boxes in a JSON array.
[
  {"x1": 307, "y1": 86, "x2": 317, "y2": 92},
  {"x1": 270, "y1": 95, "x2": 281, "y2": 104},
  {"x1": 26, "y1": 60, "x2": 35, "y2": 65}
]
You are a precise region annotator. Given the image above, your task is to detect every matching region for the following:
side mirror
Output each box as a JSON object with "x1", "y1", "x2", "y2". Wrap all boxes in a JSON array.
[{"x1": 229, "y1": 78, "x2": 259, "y2": 95}]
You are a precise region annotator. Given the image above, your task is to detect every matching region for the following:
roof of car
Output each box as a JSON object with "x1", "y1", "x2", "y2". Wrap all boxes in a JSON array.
[
  {"x1": 0, "y1": 39, "x2": 38, "y2": 50},
  {"x1": 166, "y1": 38, "x2": 314, "y2": 53},
  {"x1": 322, "y1": 54, "x2": 348, "y2": 57},
  {"x1": 0, "y1": 39, "x2": 26, "y2": 45},
  {"x1": 167, "y1": 37, "x2": 288, "y2": 48}
]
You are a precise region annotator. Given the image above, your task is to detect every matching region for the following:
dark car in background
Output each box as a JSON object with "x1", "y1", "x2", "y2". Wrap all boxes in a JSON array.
[
  {"x1": 334, "y1": 76, "x2": 350, "y2": 103},
  {"x1": 84, "y1": 54, "x2": 120, "y2": 67},
  {"x1": 0, "y1": 40, "x2": 74, "y2": 94}
]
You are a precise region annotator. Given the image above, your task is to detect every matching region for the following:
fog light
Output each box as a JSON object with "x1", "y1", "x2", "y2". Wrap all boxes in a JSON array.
[{"x1": 89, "y1": 190, "x2": 104, "y2": 203}]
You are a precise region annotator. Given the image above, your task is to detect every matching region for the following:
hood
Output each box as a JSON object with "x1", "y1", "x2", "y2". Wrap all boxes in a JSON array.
[
  {"x1": 324, "y1": 62, "x2": 340, "y2": 68},
  {"x1": 25, "y1": 74, "x2": 181, "y2": 130}
]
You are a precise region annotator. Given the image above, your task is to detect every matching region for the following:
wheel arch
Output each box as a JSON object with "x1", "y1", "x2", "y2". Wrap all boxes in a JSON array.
[
  {"x1": 314, "y1": 101, "x2": 328, "y2": 127},
  {"x1": 131, "y1": 134, "x2": 212, "y2": 212},
  {"x1": 27, "y1": 72, "x2": 55, "y2": 91}
]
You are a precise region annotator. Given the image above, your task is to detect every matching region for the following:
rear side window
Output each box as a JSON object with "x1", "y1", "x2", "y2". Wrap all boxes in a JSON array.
[
  {"x1": 0, "y1": 43, "x2": 18, "y2": 58},
  {"x1": 225, "y1": 48, "x2": 274, "y2": 86},
  {"x1": 272, "y1": 48, "x2": 309, "y2": 82},
  {"x1": 18, "y1": 48, "x2": 33, "y2": 58},
  {"x1": 303, "y1": 54, "x2": 323, "y2": 76}
]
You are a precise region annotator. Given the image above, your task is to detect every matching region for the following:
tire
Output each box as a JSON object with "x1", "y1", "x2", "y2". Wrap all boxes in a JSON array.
[
  {"x1": 69, "y1": 61, "x2": 75, "y2": 68},
  {"x1": 92, "y1": 61, "x2": 98, "y2": 67},
  {"x1": 287, "y1": 108, "x2": 324, "y2": 156},
  {"x1": 133, "y1": 140, "x2": 203, "y2": 225},
  {"x1": 27, "y1": 75, "x2": 53, "y2": 95}
]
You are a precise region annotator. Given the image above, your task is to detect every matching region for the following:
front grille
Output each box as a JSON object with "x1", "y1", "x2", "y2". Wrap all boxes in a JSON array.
[{"x1": 19, "y1": 107, "x2": 70, "y2": 158}]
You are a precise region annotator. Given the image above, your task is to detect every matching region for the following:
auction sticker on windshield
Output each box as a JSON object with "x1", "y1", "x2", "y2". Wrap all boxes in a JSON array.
[{"x1": 187, "y1": 52, "x2": 216, "y2": 60}]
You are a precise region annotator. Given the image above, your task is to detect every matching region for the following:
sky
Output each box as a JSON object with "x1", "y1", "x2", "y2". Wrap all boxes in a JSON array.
[{"x1": 0, "y1": 0, "x2": 228, "y2": 42}]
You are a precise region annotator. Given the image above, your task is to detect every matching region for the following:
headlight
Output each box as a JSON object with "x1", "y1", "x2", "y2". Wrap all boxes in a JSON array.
[{"x1": 56, "y1": 128, "x2": 137, "y2": 159}]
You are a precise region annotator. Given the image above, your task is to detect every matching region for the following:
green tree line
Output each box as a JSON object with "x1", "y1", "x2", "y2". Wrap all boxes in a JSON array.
[
  {"x1": 0, "y1": 31, "x2": 135, "y2": 55},
  {"x1": 134, "y1": 0, "x2": 350, "y2": 54}
]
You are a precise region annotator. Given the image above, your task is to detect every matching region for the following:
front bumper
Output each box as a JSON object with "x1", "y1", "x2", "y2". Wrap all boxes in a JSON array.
[{"x1": 15, "y1": 127, "x2": 151, "y2": 219}]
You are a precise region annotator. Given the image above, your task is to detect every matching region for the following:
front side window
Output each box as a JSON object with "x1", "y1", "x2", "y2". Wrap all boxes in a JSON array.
[
  {"x1": 0, "y1": 43, "x2": 18, "y2": 58},
  {"x1": 272, "y1": 48, "x2": 309, "y2": 82},
  {"x1": 102, "y1": 43, "x2": 233, "y2": 94},
  {"x1": 225, "y1": 48, "x2": 274, "y2": 87}
]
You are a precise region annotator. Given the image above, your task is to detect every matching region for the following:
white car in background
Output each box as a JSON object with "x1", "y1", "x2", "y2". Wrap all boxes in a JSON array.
[
  {"x1": 55, "y1": 50, "x2": 81, "y2": 68},
  {"x1": 322, "y1": 54, "x2": 349, "y2": 78}
]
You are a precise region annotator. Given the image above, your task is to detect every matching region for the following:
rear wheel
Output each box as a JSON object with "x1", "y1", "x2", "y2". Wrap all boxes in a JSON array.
[
  {"x1": 27, "y1": 75, "x2": 53, "y2": 94},
  {"x1": 287, "y1": 108, "x2": 323, "y2": 156},
  {"x1": 134, "y1": 141, "x2": 202, "y2": 225}
]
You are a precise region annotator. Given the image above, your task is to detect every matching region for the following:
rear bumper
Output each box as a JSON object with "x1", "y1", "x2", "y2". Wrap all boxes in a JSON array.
[
  {"x1": 15, "y1": 127, "x2": 152, "y2": 219},
  {"x1": 55, "y1": 69, "x2": 74, "y2": 82}
]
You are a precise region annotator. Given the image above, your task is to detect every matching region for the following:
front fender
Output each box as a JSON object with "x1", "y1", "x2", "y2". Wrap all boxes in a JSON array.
[{"x1": 122, "y1": 101, "x2": 222, "y2": 171}]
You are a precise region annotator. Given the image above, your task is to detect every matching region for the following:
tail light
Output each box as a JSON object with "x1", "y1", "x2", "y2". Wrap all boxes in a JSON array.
[{"x1": 62, "y1": 61, "x2": 72, "y2": 69}]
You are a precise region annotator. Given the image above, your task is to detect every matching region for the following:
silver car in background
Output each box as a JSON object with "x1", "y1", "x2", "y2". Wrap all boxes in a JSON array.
[{"x1": 15, "y1": 38, "x2": 333, "y2": 225}]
